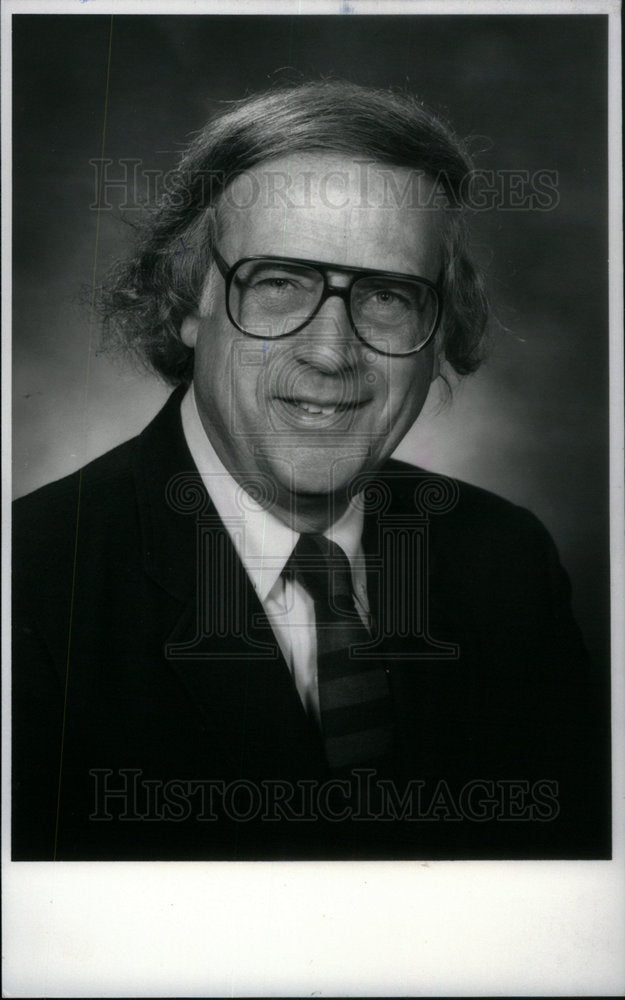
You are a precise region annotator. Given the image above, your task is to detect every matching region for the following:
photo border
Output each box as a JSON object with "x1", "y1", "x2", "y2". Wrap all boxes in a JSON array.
[{"x1": 2, "y1": 1, "x2": 623, "y2": 996}]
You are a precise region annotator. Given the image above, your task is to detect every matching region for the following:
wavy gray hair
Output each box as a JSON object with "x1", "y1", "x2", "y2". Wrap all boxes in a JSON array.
[{"x1": 99, "y1": 80, "x2": 488, "y2": 385}]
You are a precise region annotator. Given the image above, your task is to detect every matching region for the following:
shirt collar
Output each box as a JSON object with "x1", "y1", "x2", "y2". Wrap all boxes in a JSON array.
[{"x1": 180, "y1": 385, "x2": 364, "y2": 601}]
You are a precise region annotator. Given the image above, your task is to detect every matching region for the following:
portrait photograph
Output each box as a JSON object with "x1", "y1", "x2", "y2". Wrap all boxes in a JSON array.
[{"x1": 4, "y1": 1, "x2": 623, "y2": 996}]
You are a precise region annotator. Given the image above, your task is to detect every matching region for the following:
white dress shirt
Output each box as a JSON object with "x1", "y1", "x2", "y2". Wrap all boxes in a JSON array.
[{"x1": 180, "y1": 385, "x2": 370, "y2": 721}]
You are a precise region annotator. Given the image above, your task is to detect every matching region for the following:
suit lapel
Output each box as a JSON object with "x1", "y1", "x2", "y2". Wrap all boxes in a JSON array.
[
  {"x1": 164, "y1": 590, "x2": 327, "y2": 777},
  {"x1": 361, "y1": 463, "x2": 456, "y2": 662},
  {"x1": 360, "y1": 464, "x2": 477, "y2": 779},
  {"x1": 132, "y1": 388, "x2": 327, "y2": 776}
]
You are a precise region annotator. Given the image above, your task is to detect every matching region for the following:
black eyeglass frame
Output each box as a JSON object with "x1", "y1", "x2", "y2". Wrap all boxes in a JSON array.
[{"x1": 211, "y1": 246, "x2": 443, "y2": 358}]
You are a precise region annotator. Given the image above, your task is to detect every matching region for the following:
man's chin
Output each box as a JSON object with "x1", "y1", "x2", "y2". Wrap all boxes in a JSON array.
[
  {"x1": 271, "y1": 458, "x2": 370, "y2": 496},
  {"x1": 276, "y1": 475, "x2": 347, "y2": 502},
  {"x1": 250, "y1": 446, "x2": 380, "y2": 521},
  {"x1": 267, "y1": 464, "x2": 372, "y2": 524}
]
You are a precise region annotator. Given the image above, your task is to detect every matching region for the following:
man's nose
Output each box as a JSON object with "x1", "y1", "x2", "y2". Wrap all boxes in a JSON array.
[{"x1": 292, "y1": 293, "x2": 360, "y2": 373}]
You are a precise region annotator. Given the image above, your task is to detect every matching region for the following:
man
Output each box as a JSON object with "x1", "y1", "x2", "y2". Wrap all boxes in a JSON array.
[{"x1": 12, "y1": 81, "x2": 609, "y2": 860}]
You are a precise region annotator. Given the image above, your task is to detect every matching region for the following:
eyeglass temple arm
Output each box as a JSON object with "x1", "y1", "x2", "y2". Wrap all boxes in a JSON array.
[{"x1": 211, "y1": 245, "x2": 230, "y2": 277}]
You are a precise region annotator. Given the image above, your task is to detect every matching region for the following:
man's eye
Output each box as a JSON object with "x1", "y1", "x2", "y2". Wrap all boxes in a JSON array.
[
  {"x1": 255, "y1": 276, "x2": 297, "y2": 290},
  {"x1": 372, "y1": 289, "x2": 404, "y2": 305},
  {"x1": 359, "y1": 286, "x2": 411, "y2": 310}
]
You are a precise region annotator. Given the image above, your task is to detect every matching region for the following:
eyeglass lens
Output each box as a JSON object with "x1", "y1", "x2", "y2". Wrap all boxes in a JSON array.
[{"x1": 229, "y1": 259, "x2": 438, "y2": 354}]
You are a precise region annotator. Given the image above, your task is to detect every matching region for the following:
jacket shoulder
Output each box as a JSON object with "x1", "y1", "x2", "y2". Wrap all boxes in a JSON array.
[
  {"x1": 12, "y1": 435, "x2": 142, "y2": 590},
  {"x1": 13, "y1": 388, "x2": 187, "y2": 594},
  {"x1": 14, "y1": 435, "x2": 139, "y2": 524},
  {"x1": 382, "y1": 457, "x2": 545, "y2": 535}
]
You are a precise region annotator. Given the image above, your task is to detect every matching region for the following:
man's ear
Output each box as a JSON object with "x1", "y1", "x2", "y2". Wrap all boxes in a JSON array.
[{"x1": 180, "y1": 314, "x2": 200, "y2": 349}]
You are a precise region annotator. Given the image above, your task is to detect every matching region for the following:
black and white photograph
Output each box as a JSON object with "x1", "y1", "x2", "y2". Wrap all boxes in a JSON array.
[{"x1": 4, "y1": 1, "x2": 623, "y2": 995}]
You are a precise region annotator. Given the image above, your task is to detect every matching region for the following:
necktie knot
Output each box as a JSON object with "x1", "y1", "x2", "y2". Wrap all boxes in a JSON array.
[{"x1": 286, "y1": 534, "x2": 358, "y2": 619}]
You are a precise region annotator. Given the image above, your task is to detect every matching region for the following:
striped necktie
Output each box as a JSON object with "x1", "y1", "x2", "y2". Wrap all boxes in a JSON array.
[{"x1": 286, "y1": 533, "x2": 395, "y2": 774}]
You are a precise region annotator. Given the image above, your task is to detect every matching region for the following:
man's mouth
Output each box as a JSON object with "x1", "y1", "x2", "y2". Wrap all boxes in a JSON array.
[{"x1": 275, "y1": 396, "x2": 368, "y2": 417}]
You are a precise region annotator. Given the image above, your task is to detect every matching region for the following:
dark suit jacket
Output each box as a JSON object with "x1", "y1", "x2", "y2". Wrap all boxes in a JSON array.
[{"x1": 12, "y1": 387, "x2": 610, "y2": 860}]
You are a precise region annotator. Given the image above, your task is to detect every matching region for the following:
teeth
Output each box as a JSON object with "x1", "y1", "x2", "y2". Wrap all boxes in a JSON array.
[{"x1": 295, "y1": 401, "x2": 338, "y2": 415}]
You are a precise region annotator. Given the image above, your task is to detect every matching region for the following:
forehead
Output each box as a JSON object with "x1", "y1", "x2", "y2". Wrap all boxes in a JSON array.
[{"x1": 217, "y1": 152, "x2": 446, "y2": 279}]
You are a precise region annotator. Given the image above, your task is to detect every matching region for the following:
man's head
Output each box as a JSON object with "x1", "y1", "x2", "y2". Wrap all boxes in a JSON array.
[
  {"x1": 101, "y1": 81, "x2": 488, "y2": 525},
  {"x1": 180, "y1": 152, "x2": 444, "y2": 521}
]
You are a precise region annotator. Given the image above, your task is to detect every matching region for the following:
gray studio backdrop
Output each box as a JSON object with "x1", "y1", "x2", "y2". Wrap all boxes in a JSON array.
[{"x1": 12, "y1": 14, "x2": 609, "y2": 665}]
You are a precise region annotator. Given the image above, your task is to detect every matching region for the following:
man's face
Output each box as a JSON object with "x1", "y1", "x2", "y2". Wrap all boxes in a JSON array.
[{"x1": 182, "y1": 153, "x2": 444, "y2": 524}]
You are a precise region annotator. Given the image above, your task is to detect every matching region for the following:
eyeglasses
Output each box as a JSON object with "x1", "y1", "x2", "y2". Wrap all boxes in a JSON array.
[{"x1": 212, "y1": 247, "x2": 442, "y2": 357}]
